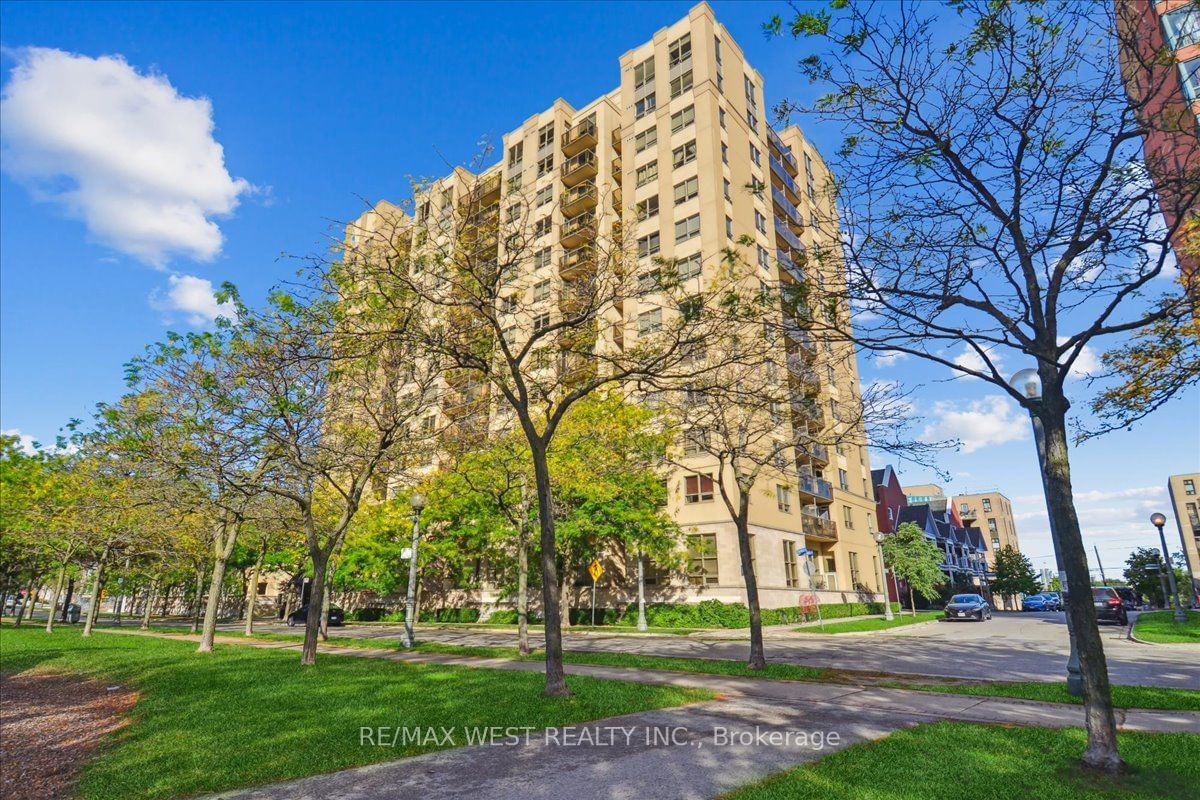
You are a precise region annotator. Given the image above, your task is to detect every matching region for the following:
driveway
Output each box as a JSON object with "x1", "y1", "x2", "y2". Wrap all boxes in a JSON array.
[{"x1": 212, "y1": 610, "x2": 1199, "y2": 689}]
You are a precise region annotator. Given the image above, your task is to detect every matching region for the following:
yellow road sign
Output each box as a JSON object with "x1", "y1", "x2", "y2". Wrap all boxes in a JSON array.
[{"x1": 588, "y1": 559, "x2": 604, "y2": 582}]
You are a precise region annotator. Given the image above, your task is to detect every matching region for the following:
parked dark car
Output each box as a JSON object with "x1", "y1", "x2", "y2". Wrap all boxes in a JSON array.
[
  {"x1": 944, "y1": 594, "x2": 992, "y2": 622},
  {"x1": 1114, "y1": 587, "x2": 1142, "y2": 611},
  {"x1": 1022, "y1": 593, "x2": 1057, "y2": 612},
  {"x1": 287, "y1": 604, "x2": 344, "y2": 627},
  {"x1": 1092, "y1": 587, "x2": 1129, "y2": 626}
]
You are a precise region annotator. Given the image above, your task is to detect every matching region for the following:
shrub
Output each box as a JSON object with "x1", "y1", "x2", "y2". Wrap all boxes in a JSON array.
[
  {"x1": 348, "y1": 607, "x2": 387, "y2": 622},
  {"x1": 417, "y1": 608, "x2": 480, "y2": 623},
  {"x1": 618, "y1": 599, "x2": 901, "y2": 628},
  {"x1": 484, "y1": 609, "x2": 543, "y2": 624}
]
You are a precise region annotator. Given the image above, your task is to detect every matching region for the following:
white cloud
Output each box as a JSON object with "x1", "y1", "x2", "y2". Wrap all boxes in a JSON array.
[
  {"x1": 874, "y1": 350, "x2": 909, "y2": 368},
  {"x1": 1056, "y1": 336, "x2": 1101, "y2": 380},
  {"x1": 1, "y1": 428, "x2": 38, "y2": 455},
  {"x1": 1071, "y1": 486, "x2": 1166, "y2": 503},
  {"x1": 952, "y1": 343, "x2": 1005, "y2": 376},
  {"x1": 921, "y1": 395, "x2": 1029, "y2": 453},
  {"x1": 150, "y1": 273, "x2": 237, "y2": 325},
  {"x1": 0, "y1": 47, "x2": 251, "y2": 266}
]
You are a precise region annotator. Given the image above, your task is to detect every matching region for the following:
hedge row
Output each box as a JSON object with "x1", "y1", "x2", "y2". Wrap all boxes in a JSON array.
[
  {"x1": 347, "y1": 607, "x2": 481, "y2": 623},
  {"x1": 618, "y1": 599, "x2": 901, "y2": 628}
]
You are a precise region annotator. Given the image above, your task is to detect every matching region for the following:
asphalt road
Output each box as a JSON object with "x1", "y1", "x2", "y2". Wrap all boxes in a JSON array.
[{"x1": 216, "y1": 610, "x2": 1199, "y2": 690}]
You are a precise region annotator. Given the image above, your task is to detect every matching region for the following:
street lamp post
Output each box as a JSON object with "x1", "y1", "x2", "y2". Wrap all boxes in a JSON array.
[
  {"x1": 1009, "y1": 368, "x2": 1083, "y2": 696},
  {"x1": 401, "y1": 493, "x2": 426, "y2": 649},
  {"x1": 1150, "y1": 512, "x2": 1185, "y2": 622},
  {"x1": 875, "y1": 532, "x2": 894, "y2": 621}
]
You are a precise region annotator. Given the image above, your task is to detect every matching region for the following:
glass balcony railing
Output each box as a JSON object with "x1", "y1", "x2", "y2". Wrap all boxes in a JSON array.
[
  {"x1": 768, "y1": 127, "x2": 798, "y2": 174},
  {"x1": 775, "y1": 217, "x2": 803, "y2": 251},
  {"x1": 799, "y1": 474, "x2": 833, "y2": 501},
  {"x1": 770, "y1": 156, "x2": 801, "y2": 198},
  {"x1": 772, "y1": 187, "x2": 804, "y2": 228}
]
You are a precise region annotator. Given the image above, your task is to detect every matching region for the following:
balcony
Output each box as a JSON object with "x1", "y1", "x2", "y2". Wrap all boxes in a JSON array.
[
  {"x1": 785, "y1": 321, "x2": 816, "y2": 351},
  {"x1": 787, "y1": 357, "x2": 819, "y2": 387},
  {"x1": 772, "y1": 187, "x2": 804, "y2": 230},
  {"x1": 561, "y1": 183, "x2": 598, "y2": 217},
  {"x1": 799, "y1": 474, "x2": 834, "y2": 503},
  {"x1": 776, "y1": 248, "x2": 806, "y2": 283},
  {"x1": 561, "y1": 150, "x2": 598, "y2": 187},
  {"x1": 797, "y1": 439, "x2": 829, "y2": 463},
  {"x1": 473, "y1": 173, "x2": 501, "y2": 205},
  {"x1": 770, "y1": 156, "x2": 801, "y2": 202},
  {"x1": 801, "y1": 510, "x2": 838, "y2": 542},
  {"x1": 791, "y1": 397, "x2": 821, "y2": 422},
  {"x1": 775, "y1": 217, "x2": 803, "y2": 251},
  {"x1": 561, "y1": 118, "x2": 598, "y2": 157},
  {"x1": 562, "y1": 244, "x2": 595, "y2": 277},
  {"x1": 611, "y1": 127, "x2": 623, "y2": 153},
  {"x1": 768, "y1": 128, "x2": 799, "y2": 173},
  {"x1": 560, "y1": 211, "x2": 596, "y2": 249},
  {"x1": 958, "y1": 506, "x2": 978, "y2": 523}
]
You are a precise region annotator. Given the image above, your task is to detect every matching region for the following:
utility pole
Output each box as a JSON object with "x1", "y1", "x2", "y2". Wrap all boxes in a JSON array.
[{"x1": 1093, "y1": 546, "x2": 1107, "y2": 584}]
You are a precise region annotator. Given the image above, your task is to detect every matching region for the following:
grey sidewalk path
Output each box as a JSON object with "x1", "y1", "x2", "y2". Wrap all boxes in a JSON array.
[{"x1": 97, "y1": 628, "x2": 1200, "y2": 734}]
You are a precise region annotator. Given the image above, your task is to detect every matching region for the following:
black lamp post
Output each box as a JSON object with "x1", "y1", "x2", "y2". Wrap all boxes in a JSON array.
[{"x1": 1151, "y1": 512, "x2": 1185, "y2": 623}]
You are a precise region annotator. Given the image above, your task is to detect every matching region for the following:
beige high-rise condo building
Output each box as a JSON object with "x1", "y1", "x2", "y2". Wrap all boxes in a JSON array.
[
  {"x1": 350, "y1": 3, "x2": 883, "y2": 610},
  {"x1": 1167, "y1": 473, "x2": 1200, "y2": 594},
  {"x1": 954, "y1": 491, "x2": 1021, "y2": 571}
]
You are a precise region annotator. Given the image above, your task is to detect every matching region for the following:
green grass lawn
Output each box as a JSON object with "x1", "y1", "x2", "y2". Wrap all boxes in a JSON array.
[
  {"x1": 413, "y1": 622, "x2": 701, "y2": 635},
  {"x1": 175, "y1": 630, "x2": 1200, "y2": 712},
  {"x1": 1133, "y1": 610, "x2": 1200, "y2": 644},
  {"x1": 794, "y1": 611, "x2": 942, "y2": 634},
  {"x1": 719, "y1": 722, "x2": 1200, "y2": 800},
  {"x1": 0, "y1": 625, "x2": 711, "y2": 800}
]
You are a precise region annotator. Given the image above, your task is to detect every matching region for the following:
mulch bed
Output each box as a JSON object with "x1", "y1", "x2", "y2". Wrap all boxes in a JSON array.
[{"x1": 0, "y1": 671, "x2": 138, "y2": 800}]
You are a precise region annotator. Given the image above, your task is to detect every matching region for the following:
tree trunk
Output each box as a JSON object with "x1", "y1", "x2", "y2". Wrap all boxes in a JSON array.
[
  {"x1": 300, "y1": 549, "x2": 331, "y2": 666},
  {"x1": 141, "y1": 577, "x2": 158, "y2": 630},
  {"x1": 319, "y1": 563, "x2": 333, "y2": 641},
  {"x1": 517, "y1": 525, "x2": 530, "y2": 656},
  {"x1": 82, "y1": 547, "x2": 110, "y2": 637},
  {"x1": 14, "y1": 574, "x2": 37, "y2": 626},
  {"x1": 908, "y1": 585, "x2": 916, "y2": 617},
  {"x1": 735, "y1": 503, "x2": 766, "y2": 670},
  {"x1": 199, "y1": 520, "x2": 241, "y2": 652},
  {"x1": 46, "y1": 563, "x2": 67, "y2": 634},
  {"x1": 244, "y1": 544, "x2": 265, "y2": 637},
  {"x1": 190, "y1": 563, "x2": 206, "y2": 634},
  {"x1": 1038, "y1": 393, "x2": 1123, "y2": 773},
  {"x1": 637, "y1": 551, "x2": 648, "y2": 631},
  {"x1": 60, "y1": 577, "x2": 75, "y2": 622},
  {"x1": 532, "y1": 444, "x2": 569, "y2": 697}
]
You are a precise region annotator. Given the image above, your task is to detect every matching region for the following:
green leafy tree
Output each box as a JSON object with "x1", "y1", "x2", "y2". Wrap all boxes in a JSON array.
[
  {"x1": 1123, "y1": 547, "x2": 1187, "y2": 608},
  {"x1": 991, "y1": 546, "x2": 1041, "y2": 601},
  {"x1": 881, "y1": 523, "x2": 946, "y2": 616}
]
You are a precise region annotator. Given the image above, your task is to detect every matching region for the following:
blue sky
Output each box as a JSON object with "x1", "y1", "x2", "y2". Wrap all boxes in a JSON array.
[{"x1": 2, "y1": 1, "x2": 1197, "y2": 580}]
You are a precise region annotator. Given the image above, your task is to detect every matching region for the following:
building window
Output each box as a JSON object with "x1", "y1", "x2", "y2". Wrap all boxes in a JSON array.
[
  {"x1": 777, "y1": 484, "x2": 792, "y2": 513},
  {"x1": 687, "y1": 532, "x2": 718, "y2": 585},
  {"x1": 534, "y1": 217, "x2": 552, "y2": 239},
  {"x1": 747, "y1": 109, "x2": 758, "y2": 131},
  {"x1": 676, "y1": 252, "x2": 702, "y2": 279},
  {"x1": 668, "y1": 33, "x2": 692, "y2": 67},
  {"x1": 638, "y1": 268, "x2": 661, "y2": 295},
  {"x1": 1185, "y1": 479, "x2": 1196, "y2": 496},
  {"x1": 637, "y1": 307, "x2": 662, "y2": 334},
  {"x1": 804, "y1": 152, "x2": 815, "y2": 200},
  {"x1": 634, "y1": 126, "x2": 658, "y2": 153},
  {"x1": 725, "y1": 216, "x2": 733, "y2": 239},
  {"x1": 685, "y1": 473, "x2": 714, "y2": 503},
  {"x1": 533, "y1": 280, "x2": 551, "y2": 303},
  {"x1": 675, "y1": 213, "x2": 700, "y2": 243},
  {"x1": 721, "y1": 143, "x2": 728, "y2": 164},
  {"x1": 1162, "y1": 4, "x2": 1200, "y2": 51},
  {"x1": 849, "y1": 551, "x2": 861, "y2": 587},
  {"x1": 987, "y1": 518, "x2": 998, "y2": 534},
  {"x1": 842, "y1": 505, "x2": 854, "y2": 529},
  {"x1": 719, "y1": 107, "x2": 726, "y2": 129},
  {"x1": 535, "y1": 185, "x2": 553, "y2": 207},
  {"x1": 754, "y1": 210, "x2": 766, "y2": 233},
  {"x1": 633, "y1": 56, "x2": 655, "y2": 89},
  {"x1": 508, "y1": 141, "x2": 524, "y2": 166},
  {"x1": 670, "y1": 105, "x2": 695, "y2": 134},
  {"x1": 838, "y1": 469, "x2": 849, "y2": 491},
  {"x1": 723, "y1": 178, "x2": 731, "y2": 201},
  {"x1": 532, "y1": 313, "x2": 552, "y2": 333},
  {"x1": 750, "y1": 144, "x2": 762, "y2": 167},
  {"x1": 683, "y1": 428, "x2": 707, "y2": 456},
  {"x1": 637, "y1": 231, "x2": 661, "y2": 259},
  {"x1": 533, "y1": 246, "x2": 552, "y2": 270},
  {"x1": 672, "y1": 140, "x2": 697, "y2": 169},
  {"x1": 537, "y1": 154, "x2": 554, "y2": 177},
  {"x1": 783, "y1": 541, "x2": 799, "y2": 588},
  {"x1": 669, "y1": 70, "x2": 693, "y2": 99},
  {"x1": 982, "y1": 498, "x2": 992, "y2": 512},
  {"x1": 635, "y1": 93, "x2": 657, "y2": 119},
  {"x1": 674, "y1": 176, "x2": 699, "y2": 204},
  {"x1": 992, "y1": 537, "x2": 1001, "y2": 552},
  {"x1": 636, "y1": 195, "x2": 659, "y2": 221},
  {"x1": 537, "y1": 123, "x2": 554, "y2": 150},
  {"x1": 636, "y1": 161, "x2": 659, "y2": 187},
  {"x1": 757, "y1": 245, "x2": 769, "y2": 269}
]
